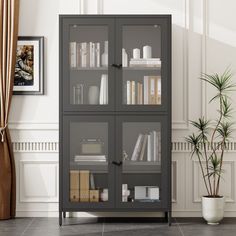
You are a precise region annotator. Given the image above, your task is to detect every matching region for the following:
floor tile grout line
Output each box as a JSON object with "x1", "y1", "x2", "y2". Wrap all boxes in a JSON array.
[
  {"x1": 175, "y1": 218, "x2": 185, "y2": 236},
  {"x1": 102, "y1": 221, "x2": 105, "y2": 236},
  {"x1": 20, "y1": 218, "x2": 35, "y2": 236}
]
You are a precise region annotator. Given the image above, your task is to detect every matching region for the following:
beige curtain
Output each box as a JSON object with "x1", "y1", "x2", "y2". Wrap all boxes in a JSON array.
[{"x1": 0, "y1": 0, "x2": 19, "y2": 219}]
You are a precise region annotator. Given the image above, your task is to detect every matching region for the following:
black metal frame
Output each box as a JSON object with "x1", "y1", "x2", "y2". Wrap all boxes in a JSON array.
[{"x1": 59, "y1": 15, "x2": 172, "y2": 226}]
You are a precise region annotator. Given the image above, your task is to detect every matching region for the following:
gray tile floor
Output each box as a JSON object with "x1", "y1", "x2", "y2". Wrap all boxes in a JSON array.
[{"x1": 0, "y1": 217, "x2": 235, "y2": 236}]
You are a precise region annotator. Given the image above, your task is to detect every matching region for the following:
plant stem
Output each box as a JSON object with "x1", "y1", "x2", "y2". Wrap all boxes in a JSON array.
[
  {"x1": 197, "y1": 153, "x2": 210, "y2": 196},
  {"x1": 203, "y1": 140, "x2": 212, "y2": 195},
  {"x1": 210, "y1": 95, "x2": 223, "y2": 195},
  {"x1": 216, "y1": 141, "x2": 225, "y2": 196}
]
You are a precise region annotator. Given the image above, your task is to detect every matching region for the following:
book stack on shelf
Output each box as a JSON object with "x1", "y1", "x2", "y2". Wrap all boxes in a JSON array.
[
  {"x1": 129, "y1": 58, "x2": 161, "y2": 68},
  {"x1": 128, "y1": 131, "x2": 161, "y2": 163},
  {"x1": 70, "y1": 170, "x2": 105, "y2": 203},
  {"x1": 69, "y1": 41, "x2": 106, "y2": 69},
  {"x1": 74, "y1": 155, "x2": 106, "y2": 163},
  {"x1": 126, "y1": 76, "x2": 161, "y2": 105}
]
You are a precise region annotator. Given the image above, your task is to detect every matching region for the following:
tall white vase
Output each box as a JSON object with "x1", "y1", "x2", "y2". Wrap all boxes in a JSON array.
[{"x1": 202, "y1": 196, "x2": 225, "y2": 225}]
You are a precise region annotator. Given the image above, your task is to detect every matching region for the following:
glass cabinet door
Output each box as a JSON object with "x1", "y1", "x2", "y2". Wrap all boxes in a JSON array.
[
  {"x1": 116, "y1": 116, "x2": 170, "y2": 208},
  {"x1": 63, "y1": 116, "x2": 115, "y2": 208},
  {"x1": 62, "y1": 18, "x2": 115, "y2": 111},
  {"x1": 116, "y1": 17, "x2": 171, "y2": 111}
]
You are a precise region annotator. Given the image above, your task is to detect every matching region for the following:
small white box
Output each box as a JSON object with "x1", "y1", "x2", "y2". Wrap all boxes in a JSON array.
[
  {"x1": 134, "y1": 186, "x2": 148, "y2": 200},
  {"x1": 148, "y1": 187, "x2": 159, "y2": 200}
]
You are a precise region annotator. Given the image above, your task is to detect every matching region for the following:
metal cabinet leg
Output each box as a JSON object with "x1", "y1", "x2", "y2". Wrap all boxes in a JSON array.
[
  {"x1": 63, "y1": 211, "x2": 66, "y2": 218},
  {"x1": 168, "y1": 211, "x2": 172, "y2": 226},
  {"x1": 164, "y1": 212, "x2": 168, "y2": 222},
  {"x1": 59, "y1": 211, "x2": 62, "y2": 226}
]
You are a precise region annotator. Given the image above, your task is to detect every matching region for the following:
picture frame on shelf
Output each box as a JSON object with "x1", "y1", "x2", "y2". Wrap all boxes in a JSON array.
[{"x1": 13, "y1": 36, "x2": 44, "y2": 95}]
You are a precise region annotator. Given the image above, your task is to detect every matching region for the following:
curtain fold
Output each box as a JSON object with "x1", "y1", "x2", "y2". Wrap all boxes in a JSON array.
[{"x1": 0, "y1": 0, "x2": 19, "y2": 220}]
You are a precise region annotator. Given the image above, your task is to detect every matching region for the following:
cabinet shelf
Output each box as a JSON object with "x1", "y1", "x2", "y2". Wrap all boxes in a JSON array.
[
  {"x1": 123, "y1": 67, "x2": 161, "y2": 71},
  {"x1": 71, "y1": 67, "x2": 108, "y2": 71}
]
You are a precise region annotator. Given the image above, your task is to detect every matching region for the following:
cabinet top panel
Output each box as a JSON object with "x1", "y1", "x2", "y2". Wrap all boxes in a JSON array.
[{"x1": 59, "y1": 14, "x2": 171, "y2": 19}]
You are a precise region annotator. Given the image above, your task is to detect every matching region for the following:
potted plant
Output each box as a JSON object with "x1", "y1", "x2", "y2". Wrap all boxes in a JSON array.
[{"x1": 186, "y1": 69, "x2": 235, "y2": 225}]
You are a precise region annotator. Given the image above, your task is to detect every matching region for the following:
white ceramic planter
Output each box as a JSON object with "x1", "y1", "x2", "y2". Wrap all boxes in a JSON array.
[{"x1": 202, "y1": 196, "x2": 225, "y2": 225}]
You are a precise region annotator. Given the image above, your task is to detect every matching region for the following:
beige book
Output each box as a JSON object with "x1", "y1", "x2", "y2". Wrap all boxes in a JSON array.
[
  {"x1": 131, "y1": 81, "x2": 136, "y2": 105},
  {"x1": 80, "y1": 170, "x2": 90, "y2": 190},
  {"x1": 140, "y1": 84, "x2": 143, "y2": 104},
  {"x1": 70, "y1": 170, "x2": 79, "y2": 190},
  {"x1": 70, "y1": 190, "x2": 79, "y2": 202},
  {"x1": 80, "y1": 189, "x2": 90, "y2": 202},
  {"x1": 89, "y1": 190, "x2": 99, "y2": 202},
  {"x1": 149, "y1": 77, "x2": 156, "y2": 104}
]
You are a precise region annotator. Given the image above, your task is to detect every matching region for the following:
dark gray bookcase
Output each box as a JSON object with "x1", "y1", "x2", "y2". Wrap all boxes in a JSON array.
[{"x1": 59, "y1": 15, "x2": 172, "y2": 226}]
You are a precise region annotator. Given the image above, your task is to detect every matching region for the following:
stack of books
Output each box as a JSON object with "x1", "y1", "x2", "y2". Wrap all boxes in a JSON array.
[
  {"x1": 129, "y1": 131, "x2": 161, "y2": 163},
  {"x1": 125, "y1": 76, "x2": 161, "y2": 105},
  {"x1": 129, "y1": 58, "x2": 161, "y2": 68},
  {"x1": 69, "y1": 41, "x2": 102, "y2": 68},
  {"x1": 74, "y1": 155, "x2": 106, "y2": 162}
]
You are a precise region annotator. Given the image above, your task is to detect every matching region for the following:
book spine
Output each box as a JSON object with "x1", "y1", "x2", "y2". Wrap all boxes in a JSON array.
[
  {"x1": 139, "y1": 134, "x2": 148, "y2": 161},
  {"x1": 153, "y1": 131, "x2": 157, "y2": 161},
  {"x1": 80, "y1": 170, "x2": 89, "y2": 202},
  {"x1": 81, "y1": 42, "x2": 87, "y2": 67},
  {"x1": 140, "y1": 84, "x2": 143, "y2": 104},
  {"x1": 69, "y1": 42, "x2": 77, "y2": 68},
  {"x1": 131, "y1": 134, "x2": 143, "y2": 161},
  {"x1": 157, "y1": 77, "x2": 161, "y2": 104},
  {"x1": 144, "y1": 76, "x2": 149, "y2": 104},
  {"x1": 104, "y1": 74, "x2": 108, "y2": 104},
  {"x1": 150, "y1": 77, "x2": 155, "y2": 104},
  {"x1": 99, "y1": 75, "x2": 104, "y2": 104},
  {"x1": 89, "y1": 42, "x2": 95, "y2": 67},
  {"x1": 127, "y1": 81, "x2": 131, "y2": 105},
  {"x1": 76, "y1": 43, "x2": 80, "y2": 68},
  {"x1": 70, "y1": 170, "x2": 79, "y2": 201},
  {"x1": 95, "y1": 42, "x2": 100, "y2": 67},
  {"x1": 131, "y1": 81, "x2": 136, "y2": 105},
  {"x1": 147, "y1": 134, "x2": 151, "y2": 161}
]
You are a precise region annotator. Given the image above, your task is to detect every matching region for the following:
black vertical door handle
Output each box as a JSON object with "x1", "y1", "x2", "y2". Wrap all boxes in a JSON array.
[{"x1": 112, "y1": 161, "x2": 123, "y2": 166}]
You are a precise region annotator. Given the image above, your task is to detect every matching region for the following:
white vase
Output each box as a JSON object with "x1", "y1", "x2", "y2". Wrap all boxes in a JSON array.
[
  {"x1": 202, "y1": 196, "x2": 225, "y2": 225},
  {"x1": 88, "y1": 86, "x2": 99, "y2": 105}
]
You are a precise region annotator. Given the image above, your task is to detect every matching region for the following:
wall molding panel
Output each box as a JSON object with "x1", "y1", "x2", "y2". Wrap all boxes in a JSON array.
[{"x1": 19, "y1": 160, "x2": 59, "y2": 203}]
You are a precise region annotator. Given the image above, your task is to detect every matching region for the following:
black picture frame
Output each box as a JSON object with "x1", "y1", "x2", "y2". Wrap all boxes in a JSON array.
[{"x1": 13, "y1": 36, "x2": 44, "y2": 95}]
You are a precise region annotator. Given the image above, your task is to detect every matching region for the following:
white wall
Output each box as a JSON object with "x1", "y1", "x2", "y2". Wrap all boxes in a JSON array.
[{"x1": 10, "y1": 0, "x2": 236, "y2": 217}]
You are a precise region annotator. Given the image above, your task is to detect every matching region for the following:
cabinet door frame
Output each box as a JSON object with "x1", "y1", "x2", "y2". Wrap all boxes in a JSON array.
[
  {"x1": 61, "y1": 17, "x2": 116, "y2": 112},
  {"x1": 115, "y1": 115, "x2": 171, "y2": 209},
  {"x1": 62, "y1": 115, "x2": 116, "y2": 209},
  {"x1": 115, "y1": 16, "x2": 171, "y2": 112}
]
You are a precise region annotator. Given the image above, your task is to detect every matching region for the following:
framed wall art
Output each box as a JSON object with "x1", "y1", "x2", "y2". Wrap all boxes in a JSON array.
[{"x1": 13, "y1": 36, "x2": 44, "y2": 95}]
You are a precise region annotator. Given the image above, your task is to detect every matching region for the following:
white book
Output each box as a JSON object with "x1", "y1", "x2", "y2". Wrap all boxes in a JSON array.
[
  {"x1": 131, "y1": 81, "x2": 136, "y2": 105},
  {"x1": 157, "y1": 77, "x2": 161, "y2": 104},
  {"x1": 147, "y1": 134, "x2": 151, "y2": 161},
  {"x1": 99, "y1": 75, "x2": 104, "y2": 104},
  {"x1": 139, "y1": 134, "x2": 148, "y2": 161},
  {"x1": 104, "y1": 74, "x2": 108, "y2": 104},
  {"x1": 95, "y1": 43, "x2": 100, "y2": 67},
  {"x1": 131, "y1": 134, "x2": 143, "y2": 161},
  {"x1": 69, "y1": 42, "x2": 77, "y2": 68},
  {"x1": 153, "y1": 131, "x2": 157, "y2": 161},
  {"x1": 144, "y1": 76, "x2": 149, "y2": 104},
  {"x1": 127, "y1": 81, "x2": 131, "y2": 105},
  {"x1": 157, "y1": 131, "x2": 161, "y2": 163},
  {"x1": 89, "y1": 42, "x2": 95, "y2": 67},
  {"x1": 81, "y1": 42, "x2": 87, "y2": 67},
  {"x1": 76, "y1": 43, "x2": 80, "y2": 67},
  {"x1": 150, "y1": 131, "x2": 155, "y2": 161}
]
